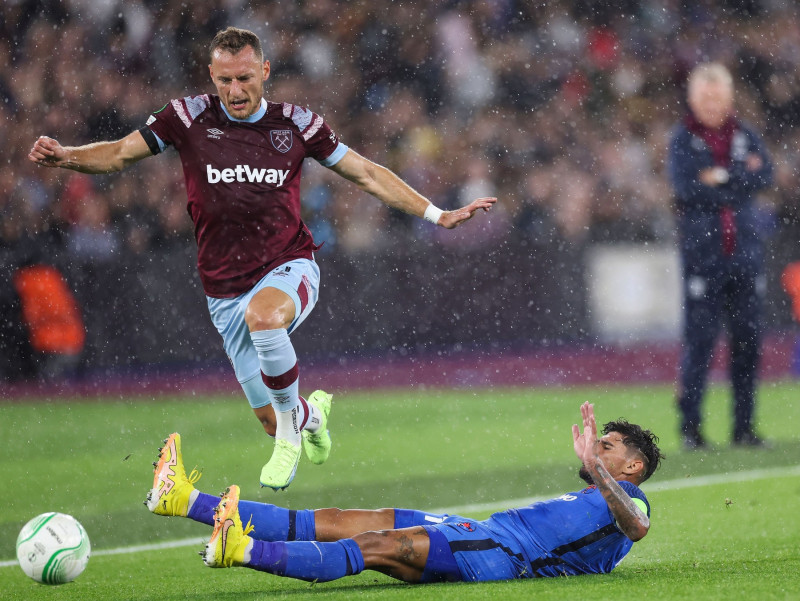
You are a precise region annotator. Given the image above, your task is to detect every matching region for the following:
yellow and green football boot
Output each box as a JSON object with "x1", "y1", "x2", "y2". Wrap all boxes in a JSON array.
[
  {"x1": 145, "y1": 433, "x2": 202, "y2": 516},
  {"x1": 202, "y1": 485, "x2": 254, "y2": 568}
]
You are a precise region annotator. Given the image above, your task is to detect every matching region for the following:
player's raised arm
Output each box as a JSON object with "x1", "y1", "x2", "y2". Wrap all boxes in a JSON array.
[
  {"x1": 328, "y1": 148, "x2": 496, "y2": 229},
  {"x1": 28, "y1": 130, "x2": 154, "y2": 174},
  {"x1": 573, "y1": 402, "x2": 650, "y2": 541}
]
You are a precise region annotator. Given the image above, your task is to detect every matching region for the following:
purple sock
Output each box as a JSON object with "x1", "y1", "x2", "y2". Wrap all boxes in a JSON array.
[{"x1": 247, "y1": 538, "x2": 365, "y2": 582}]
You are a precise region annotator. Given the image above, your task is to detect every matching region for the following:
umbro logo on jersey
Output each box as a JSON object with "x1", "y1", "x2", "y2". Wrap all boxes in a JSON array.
[
  {"x1": 206, "y1": 165, "x2": 289, "y2": 187},
  {"x1": 207, "y1": 128, "x2": 224, "y2": 139},
  {"x1": 270, "y1": 130, "x2": 293, "y2": 153}
]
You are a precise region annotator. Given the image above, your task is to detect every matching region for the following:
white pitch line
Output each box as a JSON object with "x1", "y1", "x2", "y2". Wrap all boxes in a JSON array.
[
  {"x1": 430, "y1": 463, "x2": 800, "y2": 515},
  {"x1": 3, "y1": 464, "x2": 798, "y2": 568},
  {"x1": 0, "y1": 537, "x2": 207, "y2": 569}
]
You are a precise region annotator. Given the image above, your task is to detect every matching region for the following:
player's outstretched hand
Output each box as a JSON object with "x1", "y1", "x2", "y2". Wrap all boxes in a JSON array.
[
  {"x1": 572, "y1": 401, "x2": 598, "y2": 466},
  {"x1": 29, "y1": 136, "x2": 66, "y2": 167},
  {"x1": 438, "y1": 197, "x2": 497, "y2": 229}
]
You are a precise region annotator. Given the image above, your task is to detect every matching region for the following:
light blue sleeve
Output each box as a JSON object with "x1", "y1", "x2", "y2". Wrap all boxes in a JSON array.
[
  {"x1": 151, "y1": 130, "x2": 168, "y2": 153},
  {"x1": 318, "y1": 142, "x2": 349, "y2": 167}
]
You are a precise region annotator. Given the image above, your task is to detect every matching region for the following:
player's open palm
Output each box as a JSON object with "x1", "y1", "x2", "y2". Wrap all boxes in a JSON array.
[
  {"x1": 438, "y1": 197, "x2": 497, "y2": 229},
  {"x1": 572, "y1": 402, "x2": 598, "y2": 466},
  {"x1": 29, "y1": 136, "x2": 66, "y2": 167}
]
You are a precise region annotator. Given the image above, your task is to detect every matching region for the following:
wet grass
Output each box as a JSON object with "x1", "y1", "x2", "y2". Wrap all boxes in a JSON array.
[{"x1": 2, "y1": 381, "x2": 798, "y2": 599}]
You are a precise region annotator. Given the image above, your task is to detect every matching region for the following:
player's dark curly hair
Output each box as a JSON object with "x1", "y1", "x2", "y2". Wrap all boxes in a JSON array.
[
  {"x1": 210, "y1": 27, "x2": 264, "y2": 62},
  {"x1": 603, "y1": 419, "x2": 665, "y2": 483}
]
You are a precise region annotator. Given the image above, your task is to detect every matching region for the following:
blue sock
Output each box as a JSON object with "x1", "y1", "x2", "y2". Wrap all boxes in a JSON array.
[
  {"x1": 237, "y1": 501, "x2": 317, "y2": 541},
  {"x1": 247, "y1": 538, "x2": 365, "y2": 582},
  {"x1": 187, "y1": 492, "x2": 219, "y2": 526},
  {"x1": 187, "y1": 494, "x2": 316, "y2": 541}
]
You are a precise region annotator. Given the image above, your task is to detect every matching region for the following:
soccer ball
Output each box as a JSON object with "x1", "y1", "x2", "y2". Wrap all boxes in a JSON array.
[{"x1": 16, "y1": 512, "x2": 91, "y2": 585}]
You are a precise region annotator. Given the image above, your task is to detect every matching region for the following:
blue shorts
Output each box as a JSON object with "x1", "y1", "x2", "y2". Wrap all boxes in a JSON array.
[
  {"x1": 206, "y1": 259, "x2": 320, "y2": 390},
  {"x1": 424, "y1": 519, "x2": 529, "y2": 582},
  {"x1": 421, "y1": 525, "x2": 461, "y2": 583}
]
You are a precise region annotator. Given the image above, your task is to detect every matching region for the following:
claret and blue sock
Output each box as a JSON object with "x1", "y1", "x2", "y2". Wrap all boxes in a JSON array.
[{"x1": 250, "y1": 329, "x2": 307, "y2": 443}]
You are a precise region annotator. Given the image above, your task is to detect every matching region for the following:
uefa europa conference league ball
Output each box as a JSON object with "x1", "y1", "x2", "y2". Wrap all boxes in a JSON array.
[{"x1": 16, "y1": 512, "x2": 91, "y2": 584}]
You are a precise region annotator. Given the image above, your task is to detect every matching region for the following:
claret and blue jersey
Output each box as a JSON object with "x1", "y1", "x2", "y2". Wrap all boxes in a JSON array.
[{"x1": 140, "y1": 93, "x2": 348, "y2": 298}]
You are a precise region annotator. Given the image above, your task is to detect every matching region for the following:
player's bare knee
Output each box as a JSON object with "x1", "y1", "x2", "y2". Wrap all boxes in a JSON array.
[
  {"x1": 352, "y1": 530, "x2": 397, "y2": 565},
  {"x1": 320, "y1": 507, "x2": 392, "y2": 521},
  {"x1": 312, "y1": 508, "x2": 346, "y2": 541},
  {"x1": 353, "y1": 530, "x2": 424, "y2": 582},
  {"x1": 314, "y1": 508, "x2": 395, "y2": 541},
  {"x1": 315, "y1": 507, "x2": 345, "y2": 521},
  {"x1": 244, "y1": 306, "x2": 285, "y2": 332}
]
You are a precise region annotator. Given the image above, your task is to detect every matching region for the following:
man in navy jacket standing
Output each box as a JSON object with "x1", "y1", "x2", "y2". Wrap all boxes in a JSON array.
[{"x1": 668, "y1": 62, "x2": 773, "y2": 450}]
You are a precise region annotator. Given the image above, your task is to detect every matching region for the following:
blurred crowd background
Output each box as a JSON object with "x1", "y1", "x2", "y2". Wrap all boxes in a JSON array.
[{"x1": 3, "y1": 0, "x2": 800, "y2": 381}]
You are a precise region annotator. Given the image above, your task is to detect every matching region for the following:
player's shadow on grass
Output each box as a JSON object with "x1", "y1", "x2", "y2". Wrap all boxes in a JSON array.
[{"x1": 142, "y1": 579, "x2": 432, "y2": 600}]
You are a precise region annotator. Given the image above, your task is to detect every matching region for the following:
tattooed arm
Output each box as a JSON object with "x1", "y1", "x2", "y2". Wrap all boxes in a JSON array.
[
  {"x1": 572, "y1": 402, "x2": 650, "y2": 542},
  {"x1": 584, "y1": 452, "x2": 650, "y2": 541}
]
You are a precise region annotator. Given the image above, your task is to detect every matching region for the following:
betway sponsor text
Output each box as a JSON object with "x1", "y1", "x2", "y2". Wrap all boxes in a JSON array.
[{"x1": 206, "y1": 165, "x2": 289, "y2": 186}]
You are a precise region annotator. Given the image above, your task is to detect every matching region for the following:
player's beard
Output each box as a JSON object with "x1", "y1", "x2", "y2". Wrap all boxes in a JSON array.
[{"x1": 578, "y1": 465, "x2": 593, "y2": 484}]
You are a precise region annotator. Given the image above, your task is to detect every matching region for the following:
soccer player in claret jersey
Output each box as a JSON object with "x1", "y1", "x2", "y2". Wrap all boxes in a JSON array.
[
  {"x1": 28, "y1": 27, "x2": 496, "y2": 491},
  {"x1": 147, "y1": 402, "x2": 663, "y2": 583}
]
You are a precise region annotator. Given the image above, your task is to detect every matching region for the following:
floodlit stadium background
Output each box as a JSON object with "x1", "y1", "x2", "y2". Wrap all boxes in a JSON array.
[{"x1": 3, "y1": 0, "x2": 800, "y2": 389}]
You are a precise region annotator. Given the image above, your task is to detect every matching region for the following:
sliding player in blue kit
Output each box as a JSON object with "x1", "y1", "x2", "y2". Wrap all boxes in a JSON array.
[{"x1": 147, "y1": 402, "x2": 663, "y2": 583}]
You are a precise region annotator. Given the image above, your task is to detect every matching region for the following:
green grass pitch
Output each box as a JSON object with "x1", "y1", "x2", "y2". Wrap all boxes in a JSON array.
[{"x1": 1, "y1": 381, "x2": 799, "y2": 600}]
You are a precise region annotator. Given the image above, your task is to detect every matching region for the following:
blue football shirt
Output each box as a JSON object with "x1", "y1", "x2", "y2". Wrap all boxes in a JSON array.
[{"x1": 485, "y1": 481, "x2": 650, "y2": 577}]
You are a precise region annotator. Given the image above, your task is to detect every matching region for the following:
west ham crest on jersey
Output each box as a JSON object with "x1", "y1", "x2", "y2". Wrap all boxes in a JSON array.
[{"x1": 270, "y1": 130, "x2": 293, "y2": 153}]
